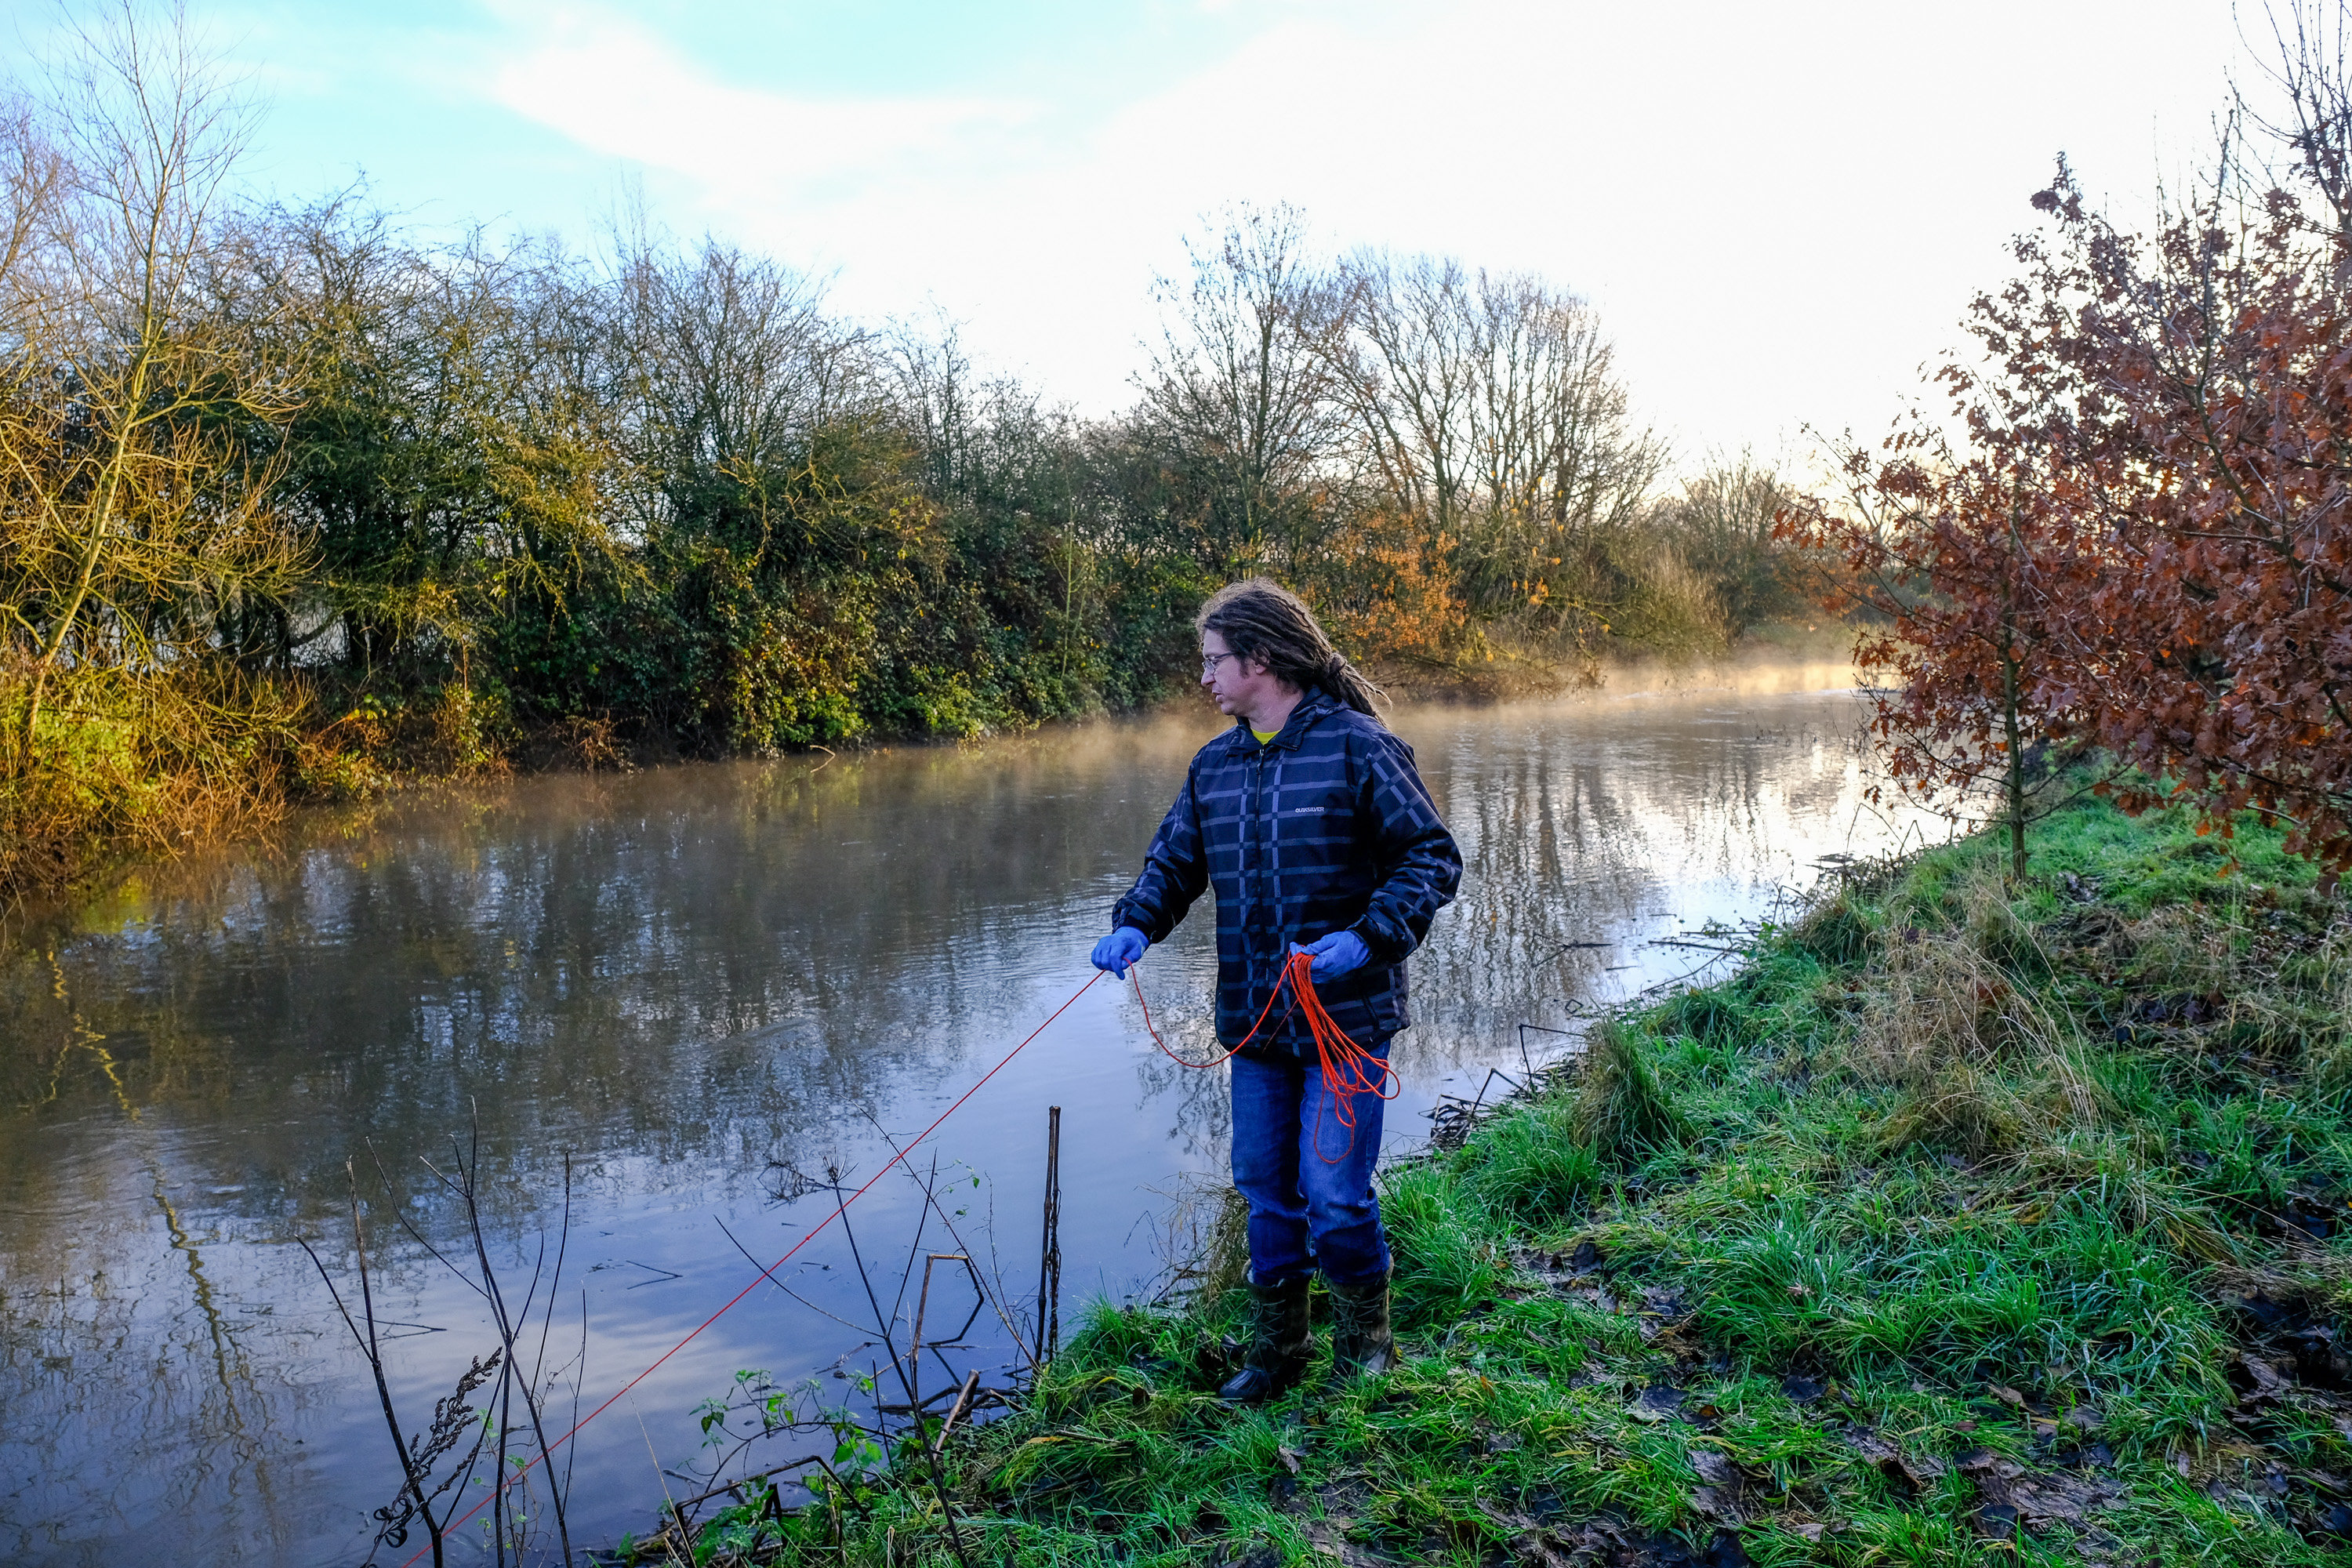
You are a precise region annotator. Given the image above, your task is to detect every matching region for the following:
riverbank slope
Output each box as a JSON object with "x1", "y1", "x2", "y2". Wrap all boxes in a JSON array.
[{"x1": 649, "y1": 794, "x2": 2352, "y2": 1566}]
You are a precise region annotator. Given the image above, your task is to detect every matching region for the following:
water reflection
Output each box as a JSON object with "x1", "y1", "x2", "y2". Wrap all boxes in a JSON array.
[{"x1": 0, "y1": 677, "x2": 1936, "y2": 1565}]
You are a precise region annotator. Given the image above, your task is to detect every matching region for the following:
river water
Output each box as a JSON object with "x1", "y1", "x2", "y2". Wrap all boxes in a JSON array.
[{"x1": 0, "y1": 671, "x2": 1936, "y2": 1565}]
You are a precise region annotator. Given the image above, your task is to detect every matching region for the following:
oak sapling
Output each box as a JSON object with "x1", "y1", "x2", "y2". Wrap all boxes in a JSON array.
[{"x1": 1778, "y1": 428, "x2": 2098, "y2": 881}]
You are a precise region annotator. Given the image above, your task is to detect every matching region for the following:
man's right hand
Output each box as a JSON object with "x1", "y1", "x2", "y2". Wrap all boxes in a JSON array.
[{"x1": 1091, "y1": 926, "x2": 1148, "y2": 977}]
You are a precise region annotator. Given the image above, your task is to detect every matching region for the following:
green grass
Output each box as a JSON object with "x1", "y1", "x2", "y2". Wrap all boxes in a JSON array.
[{"x1": 649, "y1": 796, "x2": 2352, "y2": 1566}]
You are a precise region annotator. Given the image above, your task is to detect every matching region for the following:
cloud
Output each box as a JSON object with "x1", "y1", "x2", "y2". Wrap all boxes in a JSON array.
[
  {"x1": 473, "y1": 0, "x2": 2244, "y2": 461},
  {"x1": 486, "y1": 5, "x2": 1039, "y2": 207}
]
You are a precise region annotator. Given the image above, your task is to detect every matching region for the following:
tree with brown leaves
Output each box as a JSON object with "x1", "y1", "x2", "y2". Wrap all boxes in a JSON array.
[{"x1": 1791, "y1": 2, "x2": 2352, "y2": 879}]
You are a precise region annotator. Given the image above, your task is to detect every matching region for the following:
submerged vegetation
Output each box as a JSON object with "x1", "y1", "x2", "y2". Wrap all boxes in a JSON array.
[
  {"x1": 632, "y1": 797, "x2": 2352, "y2": 1566},
  {"x1": 0, "y1": 9, "x2": 1810, "y2": 906}
]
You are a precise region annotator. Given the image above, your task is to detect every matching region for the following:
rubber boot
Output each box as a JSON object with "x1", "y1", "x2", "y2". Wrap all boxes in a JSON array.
[
  {"x1": 1218, "y1": 1276, "x2": 1312, "y2": 1404},
  {"x1": 1328, "y1": 1271, "x2": 1394, "y2": 1381}
]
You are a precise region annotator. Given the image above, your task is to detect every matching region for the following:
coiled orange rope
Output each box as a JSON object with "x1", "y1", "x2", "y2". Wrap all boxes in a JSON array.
[{"x1": 1132, "y1": 947, "x2": 1397, "y2": 1162}]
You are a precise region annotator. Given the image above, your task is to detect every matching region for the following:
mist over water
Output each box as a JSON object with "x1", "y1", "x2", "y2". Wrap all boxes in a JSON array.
[{"x1": 0, "y1": 676, "x2": 1940, "y2": 1565}]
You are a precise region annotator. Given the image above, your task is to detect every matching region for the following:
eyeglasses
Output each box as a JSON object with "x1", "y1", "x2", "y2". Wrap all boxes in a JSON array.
[{"x1": 1200, "y1": 652, "x2": 1237, "y2": 677}]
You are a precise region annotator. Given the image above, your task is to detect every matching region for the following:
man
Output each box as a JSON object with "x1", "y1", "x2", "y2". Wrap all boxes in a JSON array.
[{"x1": 1091, "y1": 579, "x2": 1461, "y2": 1403}]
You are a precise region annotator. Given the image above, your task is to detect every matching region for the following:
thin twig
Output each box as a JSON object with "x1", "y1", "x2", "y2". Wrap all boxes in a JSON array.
[
  {"x1": 859, "y1": 1113, "x2": 1040, "y2": 1375},
  {"x1": 712, "y1": 1216, "x2": 873, "y2": 1335},
  {"x1": 933, "y1": 1370, "x2": 982, "y2": 1455},
  {"x1": 298, "y1": 1214, "x2": 442, "y2": 1568},
  {"x1": 631, "y1": 1400, "x2": 692, "y2": 1568},
  {"x1": 830, "y1": 1172, "x2": 972, "y2": 1567}
]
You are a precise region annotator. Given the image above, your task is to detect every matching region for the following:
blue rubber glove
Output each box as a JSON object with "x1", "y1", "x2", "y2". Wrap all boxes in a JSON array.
[
  {"x1": 1293, "y1": 929, "x2": 1371, "y2": 982},
  {"x1": 1091, "y1": 926, "x2": 1148, "y2": 977}
]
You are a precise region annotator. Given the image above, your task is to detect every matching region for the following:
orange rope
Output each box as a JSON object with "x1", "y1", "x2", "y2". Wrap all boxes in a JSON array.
[{"x1": 1133, "y1": 948, "x2": 1397, "y2": 1163}]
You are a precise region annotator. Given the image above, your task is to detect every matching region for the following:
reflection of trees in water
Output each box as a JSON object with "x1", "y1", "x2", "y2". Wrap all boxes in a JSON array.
[
  {"x1": 0, "y1": 697, "x2": 1890, "y2": 1247},
  {"x1": 0, "y1": 955, "x2": 307, "y2": 1561},
  {"x1": 0, "y1": 714, "x2": 1226, "y2": 1258},
  {"x1": 0, "y1": 1145, "x2": 325, "y2": 1561},
  {"x1": 1402, "y1": 700, "x2": 1882, "y2": 1061},
  {"x1": 1119, "y1": 930, "x2": 1234, "y2": 1163}
]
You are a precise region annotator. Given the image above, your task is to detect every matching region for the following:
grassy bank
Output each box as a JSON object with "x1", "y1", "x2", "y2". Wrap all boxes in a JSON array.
[{"x1": 642, "y1": 794, "x2": 2352, "y2": 1566}]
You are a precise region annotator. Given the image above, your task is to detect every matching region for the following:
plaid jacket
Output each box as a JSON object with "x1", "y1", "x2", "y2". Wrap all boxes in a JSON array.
[{"x1": 1112, "y1": 691, "x2": 1461, "y2": 1058}]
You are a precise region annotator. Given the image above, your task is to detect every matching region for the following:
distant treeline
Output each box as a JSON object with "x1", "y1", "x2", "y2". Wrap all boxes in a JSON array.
[{"x1": 0, "y1": 12, "x2": 1809, "y2": 896}]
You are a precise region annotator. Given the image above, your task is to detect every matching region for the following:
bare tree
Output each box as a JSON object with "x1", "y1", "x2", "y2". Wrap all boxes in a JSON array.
[
  {"x1": 2241, "y1": 0, "x2": 2352, "y2": 241},
  {"x1": 612, "y1": 236, "x2": 874, "y2": 545},
  {"x1": 1654, "y1": 452, "x2": 1797, "y2": 634},
  {"x1": 1333, "y1": 249, "x2": 1483, "y2": 537},
  {"x1": 0, "y1": 93, "x2": 63, "y2": 343},
  {"x1": 1138, "y1": 203, "x2": 1348, "y2": 568},
  {"x1": 1465, "y1": 270, "x2": 1662, "y2": 564},
  {"x1": 1335, "y1": 252, "x2": 1663, "y2": 627}
]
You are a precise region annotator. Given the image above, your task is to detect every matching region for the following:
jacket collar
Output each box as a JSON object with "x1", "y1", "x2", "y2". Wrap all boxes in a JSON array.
[{"x1": 1236, "y1": 689, "x2": 1337, "y2": 751}]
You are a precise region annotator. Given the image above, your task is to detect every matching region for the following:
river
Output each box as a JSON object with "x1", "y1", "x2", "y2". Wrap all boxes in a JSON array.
[{"x1": 0, "y1": 670, "x2": 1938, "y2": 1565}]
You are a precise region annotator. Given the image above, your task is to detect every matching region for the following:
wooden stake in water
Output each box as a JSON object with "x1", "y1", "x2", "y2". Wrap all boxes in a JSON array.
[
  {"x1": 1036, "y1": 1105, "x2": 1062, "y2": 1364},
  {"x1": 908, "y1": 1252, "x2": 969, "y2": 1406}
]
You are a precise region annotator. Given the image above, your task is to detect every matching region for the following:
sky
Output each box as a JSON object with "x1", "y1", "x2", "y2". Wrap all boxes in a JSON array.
[{"x1": 14, "y1": 0, "x2": 2260, "y2": 474}]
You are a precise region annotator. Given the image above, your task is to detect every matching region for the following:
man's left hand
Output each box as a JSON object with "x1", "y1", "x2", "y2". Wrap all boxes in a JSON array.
[{"x1": 1294, "y1": 930, "x2": 1370, "y2": 982}]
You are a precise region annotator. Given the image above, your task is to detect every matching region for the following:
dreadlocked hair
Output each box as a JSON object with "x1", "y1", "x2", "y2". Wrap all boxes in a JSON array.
[{"x1": 1196, "y1": 578, "x2": 1387, "y2": 723}]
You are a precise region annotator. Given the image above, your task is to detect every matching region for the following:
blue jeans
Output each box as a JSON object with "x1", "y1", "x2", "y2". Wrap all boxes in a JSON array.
[{"x1": 1229, "y1": 1046, "x2": 1392, "y2": 1287}]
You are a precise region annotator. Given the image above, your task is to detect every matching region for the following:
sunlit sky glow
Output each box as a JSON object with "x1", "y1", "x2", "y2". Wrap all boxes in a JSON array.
[{"x1": 20, "y1": 0, "x2": 2252, "y2": 473}]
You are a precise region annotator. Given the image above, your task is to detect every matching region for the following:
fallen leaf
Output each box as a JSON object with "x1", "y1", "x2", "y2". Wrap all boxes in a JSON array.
[
  {"x1": 1508, "y1": 1534, "x2": 1578, "y2": 1568},
  {"x1": 1898, "y1": 1454, "x2": 1948, "y2": 1489},
  {"x1": 1628, "y1": 1385, "x2": 1688, "y2": 1422},
  {"x1": 1302, "y1": 1519, "x2": 1385, "y2": 1567},
  {"x1": 1691, "y1": 1450, "x2": 1740, "y2": 1488},
  {"x1": 1276, "y1": 1446, "x2": 1304, "y2": 1475},
  {"x1": 1845, "y1": 1428, "x2": 1899, "y2": 1465},
  {"x1": 1999, "y1": 1470, "x2": 2122, "y2": 1526},
  {"x1": 2239, "y1": 1353, "x2": 2289, "y2": 1396},
  {"x1": 1317, "y1": 1477, "x2": 1374, "y2": 1515}
]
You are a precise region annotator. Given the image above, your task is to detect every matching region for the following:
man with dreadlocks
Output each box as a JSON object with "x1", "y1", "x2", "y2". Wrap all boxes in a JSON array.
[{"x1": 1091, "y1": 579, "x2": 1461, "y2": 1403}]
